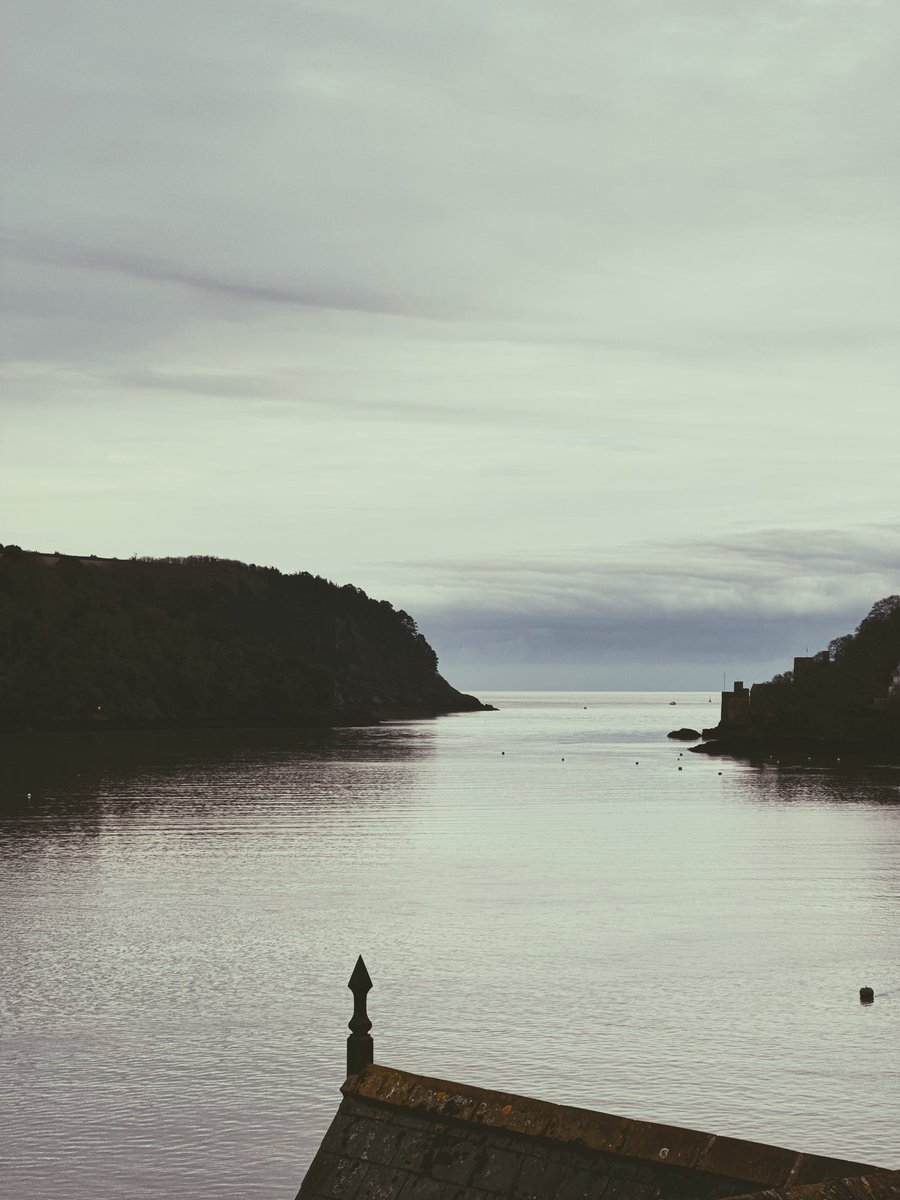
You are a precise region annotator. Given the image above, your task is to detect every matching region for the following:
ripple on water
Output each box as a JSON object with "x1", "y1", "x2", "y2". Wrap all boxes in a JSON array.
[{"x1": 1, "y1": 694, "x2": 899, "y2": 1199}]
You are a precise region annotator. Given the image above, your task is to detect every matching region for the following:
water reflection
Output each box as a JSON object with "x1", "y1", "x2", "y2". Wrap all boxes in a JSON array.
[
  {"x1": 0, "y1": 723, "x2": 439, "y2": 842},
  {"x1": 726, "y1": 755, "x2": 900, "y2": 808}
]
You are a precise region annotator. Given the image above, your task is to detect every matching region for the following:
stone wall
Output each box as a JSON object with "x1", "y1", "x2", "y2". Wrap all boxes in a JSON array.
[
  {"x1": 732, "y1": 1169, "x2": 900, "y2": 1200},
  {"x1": 296, "y1": 1066, "x2": 879, "y2": 1200}
]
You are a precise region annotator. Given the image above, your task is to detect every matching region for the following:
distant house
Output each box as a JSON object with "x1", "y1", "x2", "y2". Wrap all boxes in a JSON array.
[
  {"x1": 889, "y1": 664, "x2": 900, "y2": 698},
  {"x1": 294, "y1": 961, "x2": 900, "y2": 1200}
]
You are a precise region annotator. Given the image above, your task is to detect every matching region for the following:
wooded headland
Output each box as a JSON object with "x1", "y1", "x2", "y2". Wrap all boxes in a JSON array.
[{"x1": 0, "y1": 545, "x2": 490, "y2": 731}]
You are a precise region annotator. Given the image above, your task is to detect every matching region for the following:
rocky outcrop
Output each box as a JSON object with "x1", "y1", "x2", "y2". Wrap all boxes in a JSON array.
[
  {"x1": 667, "y1": 727, "x2": 701, "y2": 740},
  {"x1": 0, "y1": 546, "x2": 492, "y2": 730}
]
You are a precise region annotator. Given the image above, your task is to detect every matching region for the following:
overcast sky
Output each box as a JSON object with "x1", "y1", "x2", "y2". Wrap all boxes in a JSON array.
[{"x1": 2, "y1": 0, "x2": 898, "y2": 689}]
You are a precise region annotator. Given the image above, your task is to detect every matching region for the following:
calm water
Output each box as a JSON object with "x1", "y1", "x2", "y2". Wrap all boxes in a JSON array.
[{"x1": 1, "y1": 692, "x2": 898, "y2": 1198}]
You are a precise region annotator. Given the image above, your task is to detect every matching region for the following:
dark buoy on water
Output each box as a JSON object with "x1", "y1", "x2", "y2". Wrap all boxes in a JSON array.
[{"x1": 860, "y1": 986, "x2": 874, "y2": 1004}]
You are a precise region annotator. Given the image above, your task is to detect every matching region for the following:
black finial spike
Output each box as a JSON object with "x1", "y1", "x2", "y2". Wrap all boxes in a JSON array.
[{"x1": 347, "y1": 955, "x2": 374, "y2": 1077}]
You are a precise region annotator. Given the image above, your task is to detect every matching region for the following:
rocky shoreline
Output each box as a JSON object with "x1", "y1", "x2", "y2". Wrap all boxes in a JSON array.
[
  {"x1": 0, "y1": 699, "x2": 496, "y2": 736},
  {"x1": 690, "y1": 733, "x2": 900, "y2": 765}
]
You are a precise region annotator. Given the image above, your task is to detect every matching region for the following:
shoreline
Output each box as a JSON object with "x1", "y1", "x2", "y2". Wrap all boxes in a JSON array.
[
  {"x1": 690, "y1": 736, "x2": 900, "y2": 765},
  {"x1": 0, "y1": 702, "x2": 497, "y2": 737}
]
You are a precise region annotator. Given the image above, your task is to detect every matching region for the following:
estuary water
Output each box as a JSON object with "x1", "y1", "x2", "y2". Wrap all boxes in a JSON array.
[{"x1": 1, "y1": 691, "x2": 898, "y2": 1199}]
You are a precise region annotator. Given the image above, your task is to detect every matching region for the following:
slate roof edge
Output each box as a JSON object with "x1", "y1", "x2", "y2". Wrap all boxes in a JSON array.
[
  {"x1": 730, "y1": 1169, "x2": 900, "y2": 1200},
  {"x1": 343, "y1": 1064, "x2": 883, "y2": 1189}
]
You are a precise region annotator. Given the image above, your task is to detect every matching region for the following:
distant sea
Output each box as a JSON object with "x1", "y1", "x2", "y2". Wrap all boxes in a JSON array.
[{"x1": 1, "y1": 692, "x2": 898, "y2": 1200}]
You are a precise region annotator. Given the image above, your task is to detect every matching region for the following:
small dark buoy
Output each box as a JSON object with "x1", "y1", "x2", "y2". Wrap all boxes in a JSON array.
[
  {"x1": 718, "y1": 771, "x2": 722, "y2": 775},
  {"x1": 561, "y1": 757, "x2": 565, "y2": 761},
  {"x1": 635, "y1": 761, "x2": 639, "y2": 765},
  {"x1": 860, "y1": 986, "x2": 874, "y2": 1004},
  {"x1": 677, "y1": 766, "x2": 682, "y2": 771}
]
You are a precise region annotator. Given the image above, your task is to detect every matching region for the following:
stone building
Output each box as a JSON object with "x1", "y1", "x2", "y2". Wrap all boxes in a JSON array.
[{"x1": 720, "y1": 681, "x2": 751, "y2": 727}]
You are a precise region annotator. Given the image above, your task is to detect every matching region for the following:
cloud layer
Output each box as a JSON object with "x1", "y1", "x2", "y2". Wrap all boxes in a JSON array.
[
  {"x1": 403, "y1": 523, "x2": 900, "y2": 687},
  {"x1": 3, "y1": 1, "x2": 899, "y2": 686}
]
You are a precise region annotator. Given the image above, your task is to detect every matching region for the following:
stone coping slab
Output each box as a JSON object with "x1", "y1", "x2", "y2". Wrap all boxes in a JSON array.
[
  {"x1": 731, "y1": 1170, "x2": 900, "y2": 1200},
  {"x1": 343, "y1": 1066, "x2": 881, "y2": 1189}
]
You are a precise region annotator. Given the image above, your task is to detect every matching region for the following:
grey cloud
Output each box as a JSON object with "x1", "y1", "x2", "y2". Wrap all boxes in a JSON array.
[
  {"x1": 4, "y1": 231, "x2": 446, "y2": 320},
  {"x1": 427, "y1": 607, "x2": 856, "y2": 667},
  {"x1": 395, "y1": 525, "x2": 900, "y2": 684},
  {"x1": 106, "y1": 367, "x2": 482, "y2": 423},
  {"x1": 5, "y1": 1, "x2": 900, "y2": 354},
  {"x1": 399, "y1": 524, "x2": 900, "y2": 611}
]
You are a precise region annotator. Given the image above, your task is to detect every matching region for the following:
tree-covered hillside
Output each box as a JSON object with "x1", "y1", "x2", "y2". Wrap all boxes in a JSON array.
[{"x1": 0, "y1": 546, "x2": 488, "y2": 730}]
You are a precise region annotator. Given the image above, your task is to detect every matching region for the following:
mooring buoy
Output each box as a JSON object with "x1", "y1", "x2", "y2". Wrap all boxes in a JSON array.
[{"x1": 860, "y1": 986, "x2": 874, "y2": 1004}]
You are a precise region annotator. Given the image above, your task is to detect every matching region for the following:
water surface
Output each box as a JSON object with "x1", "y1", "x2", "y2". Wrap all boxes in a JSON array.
[{"x1": 1, "y1": 692, "x2": 898, "y2": 1198}]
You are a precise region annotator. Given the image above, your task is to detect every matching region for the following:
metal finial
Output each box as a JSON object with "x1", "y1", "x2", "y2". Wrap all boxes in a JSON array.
[{"x1": 347, "y1": 955, "x2": 373, "y2": 1076}]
